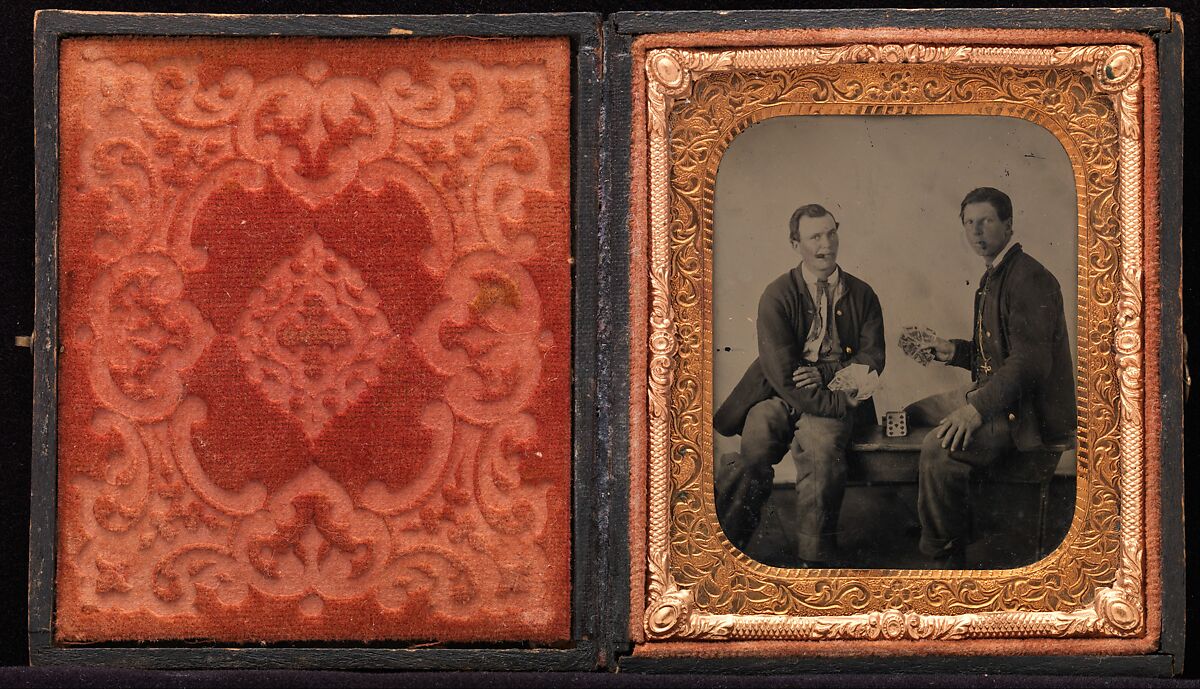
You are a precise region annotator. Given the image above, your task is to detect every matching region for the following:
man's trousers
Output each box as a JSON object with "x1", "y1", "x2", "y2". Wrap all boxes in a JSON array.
[
  {"x1": 908, "y1": 387, "x2": 1014, "y2": 558},
  {"x1": 714, "y1": 397, "x2": 854, "y2": 562}
]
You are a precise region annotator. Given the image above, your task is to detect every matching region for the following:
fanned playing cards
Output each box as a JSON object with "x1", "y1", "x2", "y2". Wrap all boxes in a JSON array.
[
  {"x1": 827, "y1": 363, "x2": 880, "y2": 401},
  {"x1": 899, "y1": 325, "x2": 939, "y2": 366}
]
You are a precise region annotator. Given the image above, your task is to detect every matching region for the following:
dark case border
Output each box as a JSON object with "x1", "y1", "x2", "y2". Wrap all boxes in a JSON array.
[
  {"x1": 603, "y1": 8, "x2": 1185, "y2": 677},
  {"x1": 30, "y1": 9, "x2": 606, "y2": 671},
  {"x1": 27, "y1": 6, "x2": 1187, "y2": 676}
]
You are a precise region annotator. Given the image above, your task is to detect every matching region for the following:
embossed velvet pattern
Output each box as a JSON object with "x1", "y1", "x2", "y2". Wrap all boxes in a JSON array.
[{"x1": 56, "y1": 37, "x2": 572, "y2": 643}]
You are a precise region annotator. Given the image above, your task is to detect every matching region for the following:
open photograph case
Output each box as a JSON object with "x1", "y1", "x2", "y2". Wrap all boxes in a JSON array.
[
  {"x1": 22, "y1": 6, "x2": 1185, "y2": 678},
  {"x1": 611, "y1": 9, "x2": 1185, "y2": 674}
]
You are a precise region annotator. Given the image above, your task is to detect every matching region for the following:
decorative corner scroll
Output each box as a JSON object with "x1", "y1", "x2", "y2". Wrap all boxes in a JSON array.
[{"x1": 643, "y1": 43, "x2": 1146, "y2": 642}]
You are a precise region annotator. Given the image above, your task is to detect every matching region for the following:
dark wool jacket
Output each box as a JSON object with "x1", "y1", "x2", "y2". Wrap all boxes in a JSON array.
[
  {"x1": 949, "y1": 243, "x2": 1075, "y2": 449},
  {"x1": 714, "y1": 266, "x2": 885, "y2": 437}
]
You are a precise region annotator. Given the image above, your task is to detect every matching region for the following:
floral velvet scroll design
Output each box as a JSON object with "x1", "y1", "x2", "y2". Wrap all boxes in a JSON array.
[{"x1": 59, "y1": 45, "x2": 568, "y2": 640}]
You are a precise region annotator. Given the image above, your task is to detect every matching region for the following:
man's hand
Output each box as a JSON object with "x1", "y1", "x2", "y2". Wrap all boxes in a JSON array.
[
  {"x1": 934, "y1": 403, "x2": 983, "y2": 451},
  {"x1": 792, "y1": 365, "x2": 822, "y2": 390},
  {"x1": 928, "y1": 335, "x2": 956, "y2": 363}
]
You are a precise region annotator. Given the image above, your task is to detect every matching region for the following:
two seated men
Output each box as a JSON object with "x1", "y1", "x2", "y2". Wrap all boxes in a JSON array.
[{"x1": 713, "y1": 187, "x2": 1075, "y2": 567}]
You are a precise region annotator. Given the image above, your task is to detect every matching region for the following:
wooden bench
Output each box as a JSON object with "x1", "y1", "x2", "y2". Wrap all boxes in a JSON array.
[{"x1": 845, "y1": 425, "x2": 1072, "y2": 558}]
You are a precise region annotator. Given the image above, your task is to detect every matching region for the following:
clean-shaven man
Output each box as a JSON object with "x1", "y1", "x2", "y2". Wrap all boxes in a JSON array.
[{"x1": 911, "y1": 187, "x2": 1075, "y2": 566}]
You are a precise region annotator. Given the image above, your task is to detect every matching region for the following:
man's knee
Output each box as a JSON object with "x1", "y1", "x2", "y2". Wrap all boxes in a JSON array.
[
  {"x1": 741, "y1": 398, "x2": 794, "y2": 463},
  {"x1": 793, "y1": 414, "x2": 850, "y2": 458},
  {"x1": 744, "y1": 399, "x2": 792, "y2": 438},
  {"x1": 920, "y1": 430, "x2": 971, "y2": 480},
  {"x1": 920, "y1": 428, "x2": 945, "y2": 455}
]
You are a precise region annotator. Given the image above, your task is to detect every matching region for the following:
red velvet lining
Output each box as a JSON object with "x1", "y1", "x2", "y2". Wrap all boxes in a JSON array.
[{"x1": 56, "y1": 36, "x2": 572, "y2": 643}]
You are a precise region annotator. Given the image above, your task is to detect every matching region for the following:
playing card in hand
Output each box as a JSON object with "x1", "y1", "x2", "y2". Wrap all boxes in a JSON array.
[
  {"x1": 899, "y1": 325, "x2": 938, "y2": 366},
  {"x1": 828, "y1": 363, "x2": 881, "y2": 401}
]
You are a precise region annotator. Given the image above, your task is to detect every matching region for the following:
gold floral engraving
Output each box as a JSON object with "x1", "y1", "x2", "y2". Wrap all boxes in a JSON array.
[{"x1": 642, "y1": 45, "x2": 1145, "y2": 641}]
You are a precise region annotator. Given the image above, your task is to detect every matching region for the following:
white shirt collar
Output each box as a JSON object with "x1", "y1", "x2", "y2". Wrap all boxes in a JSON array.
[
  {"x1": 800, "y1": 263, "x2": 840, "y2": 291},
  {"x1": 987, "y1": 240, "x2": 1015, "y2": 269}
]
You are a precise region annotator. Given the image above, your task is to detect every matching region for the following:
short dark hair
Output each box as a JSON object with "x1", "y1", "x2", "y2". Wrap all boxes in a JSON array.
[
  {"x1": 959, "y1": 187, "x2": 1013, "y2": 223},
  {"x1": 789, "y1": 204, "x2": 839, "y2": 242}
]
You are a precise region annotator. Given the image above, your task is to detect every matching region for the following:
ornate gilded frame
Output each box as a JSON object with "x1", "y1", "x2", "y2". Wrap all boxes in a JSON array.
[{"x1": 641, "y1": 42, "x2": 1152, "y2": 643}]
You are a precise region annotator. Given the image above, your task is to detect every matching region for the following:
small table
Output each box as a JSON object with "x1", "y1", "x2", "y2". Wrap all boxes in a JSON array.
[
  {"x1": 846, "y1": 425, "x2": 928, "y2": 484},
  {"x1": 844, "y1": 424, "x2": 1070, "y2": 557}
]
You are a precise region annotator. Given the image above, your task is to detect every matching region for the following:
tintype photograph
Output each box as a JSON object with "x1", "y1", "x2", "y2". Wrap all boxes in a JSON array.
[
  {"x1": 637, "y1": 33, "x2": 1162, "y2": 648},
  {"x1": 712, "y1": 115, "x2": 1078, "y2": 571}
]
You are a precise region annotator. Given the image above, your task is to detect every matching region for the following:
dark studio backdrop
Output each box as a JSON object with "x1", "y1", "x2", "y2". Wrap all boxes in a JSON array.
[{"x1": 0, "y1": 0, "x2": 1195, "y2": 685}]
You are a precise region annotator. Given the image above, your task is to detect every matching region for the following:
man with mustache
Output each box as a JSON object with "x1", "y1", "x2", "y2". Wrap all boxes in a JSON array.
[
  {"x1": 911, "y1": 187, "x2": 1075, "y2": 567},
  {"x1": 714, "y1": 203, "x2": 885, "y2": 566}
]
